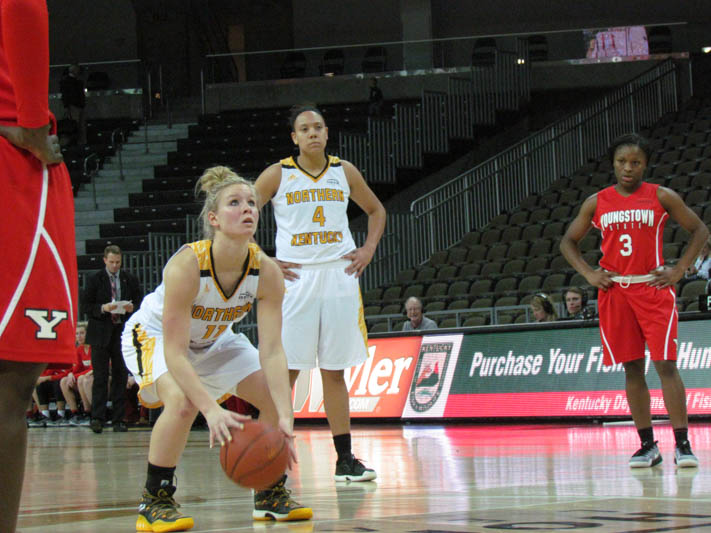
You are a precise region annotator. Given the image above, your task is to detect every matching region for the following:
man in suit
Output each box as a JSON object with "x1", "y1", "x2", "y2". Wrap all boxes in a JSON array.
[{"x1": 83, "y1": 245, "x2": 142, "y2": 433}]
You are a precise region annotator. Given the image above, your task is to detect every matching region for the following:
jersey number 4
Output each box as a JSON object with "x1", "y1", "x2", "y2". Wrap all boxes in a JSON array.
[
  {"x1": 619, "y1": 234, "x2": 632, "y2": 256},
  {"x1": 312, "y1": 205, "x2": 326, "y2": 227}
]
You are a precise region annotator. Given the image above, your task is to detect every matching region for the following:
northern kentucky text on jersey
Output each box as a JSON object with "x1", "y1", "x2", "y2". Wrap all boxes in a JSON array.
[
  {"x1": 285, "y1": 188, "x2": 345, "y2": 205},
  {"x1": 291, "y1": 231, "x2": 343, "y2": 246},
  {"x1": 599, "y1": 208, "x2": 655, "y2": 231},
  {"x1": 191, "y1": 303, "x2": 252, "y2": 322}
]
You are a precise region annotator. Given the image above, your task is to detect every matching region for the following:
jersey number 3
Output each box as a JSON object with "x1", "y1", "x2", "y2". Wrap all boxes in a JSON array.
[
  {"x1": 619, "y1": 234, "x2": 632, "y2": 256},
  {"x1": 312, "y1": 205, "x2": 326, "y2": 227}
]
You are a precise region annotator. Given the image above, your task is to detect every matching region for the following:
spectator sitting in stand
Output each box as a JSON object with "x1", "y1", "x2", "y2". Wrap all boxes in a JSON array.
[
  {"x1": 561, "y1": 287, "x2": 596, "y2": 320},
  {"x1": 402, "y1": 296, "x2": 438, "y2": 331},
  {"x1": 684, "y1": 237, "x2": 711, "y2": 281},
  {"x1": 530, "y1": 293, "x2": 557, "y2": 322}
]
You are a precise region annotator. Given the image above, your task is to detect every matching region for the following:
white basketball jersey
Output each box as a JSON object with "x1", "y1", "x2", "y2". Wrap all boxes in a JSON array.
[
  {"x1": 134, "y1": 240, "x2": 261, "y2": 350},
  {"x1": 271, "y1": 155, "x2": 357, "y2": 264}
]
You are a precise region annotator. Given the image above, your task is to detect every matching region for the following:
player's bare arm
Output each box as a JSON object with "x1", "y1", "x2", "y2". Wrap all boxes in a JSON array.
[
  {"x1": 342, "y1": 160, "x2": 386, "y2": 277},
  {"x1": 256, "y1": 254, "x2": 297, "y2": 466},
  {"x1": 651, "y1": 186, "x2": 711, "y2": 288},
  {"x1": 254, "y1": 163, "x2": 302, "y2": 280},
  {"x1": 162, "y1": 248, "x2": 246, "y2": 447},
  {"x1": 560, "y1": 193, "x2": 617, "y2": 290}
]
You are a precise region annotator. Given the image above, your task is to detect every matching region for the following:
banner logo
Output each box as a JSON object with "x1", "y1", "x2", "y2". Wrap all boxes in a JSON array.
[{"x1": 409, "y1": 342, "x2": 452, "y2": 413}]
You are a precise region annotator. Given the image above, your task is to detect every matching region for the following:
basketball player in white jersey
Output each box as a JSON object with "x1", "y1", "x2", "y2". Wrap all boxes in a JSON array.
[
  {"x1": 255, "y1": 104, "x2": 386, "y2": 482},
  {"x1": 122, "y1": 167, "x2": 312, "y2": 532}
]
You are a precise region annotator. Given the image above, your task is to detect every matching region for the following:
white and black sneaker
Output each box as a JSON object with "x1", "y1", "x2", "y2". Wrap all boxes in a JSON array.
[
  {"x1": 629, "y1": 441, "x2": 662, "y2": 468},
  {"x1": 27, "y1": 414, "x2": 49, "y2": 428},
  {"x1": 674, "y1": 440, "x2": 699, "y2": 468}
]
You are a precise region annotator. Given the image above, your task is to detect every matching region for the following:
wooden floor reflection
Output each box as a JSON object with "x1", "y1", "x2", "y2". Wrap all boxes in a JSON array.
[{"x1": 18, "y1": 421, "x2": 711, "y2": 532}]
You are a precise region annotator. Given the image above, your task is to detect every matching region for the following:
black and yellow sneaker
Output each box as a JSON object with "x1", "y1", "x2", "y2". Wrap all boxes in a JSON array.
[
  {"x1": 136, "y1": 483, "x2": 194, "y2": 532},
  {"x1": 253, "y1": 475, "x2": 313, "y2": 521}
]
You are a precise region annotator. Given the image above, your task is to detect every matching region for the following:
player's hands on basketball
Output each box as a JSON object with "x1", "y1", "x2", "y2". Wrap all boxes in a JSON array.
[
  {"x1": 205, "y1": 406, "x2": 251, "y2": 449},
  {"x1": 585, "y1": 268, "x2": 617, "y2": 291},
  {"x1": 277, "y1": 418, "x2": 298, "y2": 470},
  {"x1": 343, "y1": 245, "x2": 375, "y2": 278},
  {"x1": 275, "y1": 259, "x2": 301, "y2": 281},
  {"x1": 648, "y1": 265, "x2": 683, "y2": 289},
  {"x1": 0, "y1": 123, "x2": 63, "y2": 165}
]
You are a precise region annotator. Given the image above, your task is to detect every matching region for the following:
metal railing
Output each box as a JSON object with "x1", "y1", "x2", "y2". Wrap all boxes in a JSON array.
[
  {"x1": 338, "y1": 48, "x2": 531, "y2": 185},
  {"x1": 364, "y1": 300, "x2": 600, "y2": 331},
  {"x1": 111, "y1": 128, "x2": 126, "y2": 181},
  {"x1": 407, "y1": 59, "x2": 678, "y2": 266},
  {"x1": 84, "y1": 153, "x2": 101, "y2": 210}
]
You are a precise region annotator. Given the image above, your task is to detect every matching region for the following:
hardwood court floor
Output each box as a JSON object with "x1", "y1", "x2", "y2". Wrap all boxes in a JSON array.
[{"x1": 18, "y1": 421, "x2": 711, "y2": 532}]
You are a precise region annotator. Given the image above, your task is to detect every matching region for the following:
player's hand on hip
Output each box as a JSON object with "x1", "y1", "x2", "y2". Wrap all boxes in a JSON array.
[
  {"x1": 205, "y1": 406, "x2": 250, "y2": 449},
  {"x1": 649, "y1": 265, "x2": 682, "y2": 289},
  {"x1": 0, "y1": 123, "x2": 63, "y2": 165},
  {"x1": 343, "y1": 247, "x2": 374, "y2": 278},
  {"x1": 275, "y1": 259, "x2": 301, "y2": 281},
  {"x1": 277, "y1": 418, "x2": 298, "y2": 470},
  {"x1": 586, "y1": 268, "x2": 617, "y2": 291}
]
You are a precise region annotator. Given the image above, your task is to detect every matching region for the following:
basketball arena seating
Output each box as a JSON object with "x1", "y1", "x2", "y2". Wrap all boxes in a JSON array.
[
  {"x1": 364, "y1": 96, "x2": 711, "y2": 332},
  {"x1": 168, "y1": 102, "x2": 372, "y2": 179},
  {"x1": 76, "y1": 103, "x2": 391, "y2": 272},
  {"x1": 63, "y1": 117, "x2": 139, "y2": 196},
  {"x1": 78, "y1": 102, "x2": 411, "y2": 266}
]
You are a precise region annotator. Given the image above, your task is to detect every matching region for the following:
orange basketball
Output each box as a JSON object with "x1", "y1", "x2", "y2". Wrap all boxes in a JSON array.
[{"x1": 219, "y1": 420, "x2": 288, "y2": 490}]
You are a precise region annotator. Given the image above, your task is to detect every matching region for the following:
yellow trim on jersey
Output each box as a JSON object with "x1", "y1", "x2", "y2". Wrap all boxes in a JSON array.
[
  {"x1": 282, "y1": 155, "x2": 340, "y2": 183},
  {"x1": 133, "y1": 324, "x2": 161, "y2": 408},
  {"x1": 187, "y1": 240, "x2": 261, "y2": 302},
  {"x1": 216, "y1": 392, "x2": 233, "y2": 405},
  {"x1": 357, "y1": 288, "x2": 369, "y2": 352}
]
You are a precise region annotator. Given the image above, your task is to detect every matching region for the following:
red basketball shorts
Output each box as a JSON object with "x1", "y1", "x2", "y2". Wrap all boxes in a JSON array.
[
  {"x1": 598, "y1": 282, "x2": 678, "y2": 366},
  {"x1": 0, "y1": 137, "x2": 77, "y2": 364}
]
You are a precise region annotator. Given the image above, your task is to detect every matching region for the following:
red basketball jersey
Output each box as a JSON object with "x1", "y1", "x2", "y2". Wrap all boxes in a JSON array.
[{"x1": 592, "y1": 182, "x2": 667, "y2": 276}]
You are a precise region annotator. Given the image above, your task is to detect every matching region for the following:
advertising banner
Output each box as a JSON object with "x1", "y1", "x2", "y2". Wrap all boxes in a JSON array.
[
  {"x1": 292, "y1": 336, "x2": 421, "y2": 418},
  {"x1": 292, "y1": 318, "x2": 711, "y2": 420},
  {"x1": 440, "y1": 319, "x2": 711, "y2": 418}
]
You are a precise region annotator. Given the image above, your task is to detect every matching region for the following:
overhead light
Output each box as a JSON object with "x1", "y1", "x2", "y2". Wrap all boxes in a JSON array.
[{"x1": 702, "y1": 46, "x2": 711, "y2": 54}]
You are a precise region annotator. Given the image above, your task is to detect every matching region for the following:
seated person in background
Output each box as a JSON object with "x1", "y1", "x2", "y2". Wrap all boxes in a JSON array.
[
  {"x1": 561, "y1": 287, "x2": 596, "y2": 320},
  {"x1": 77, "y1": 370, "x2": 94, "y2": 420},
  {"x1": 530, "y1": 293, "x2": 557, "y2": 322},
  {"x1": 59, "y1": 321, "x2": 92, "y2": 425},
  {"x1": 684, "y1": 237, "x2": 711, "y2": 281},
  {"x1": 27, "y1": 368, "x2": 66, "y2": 427},
  {"x1": 402, "y1": 296, "x2": 438, "y2": 331}
]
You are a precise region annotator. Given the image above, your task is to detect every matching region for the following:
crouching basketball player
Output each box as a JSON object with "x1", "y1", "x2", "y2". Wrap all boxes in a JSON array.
[
  {"x1": 122, "y1": 166, "x2": 312, "y2": 532},
  {"x1": 561, "y1": 133, "x2": 708, "y2": 469}
]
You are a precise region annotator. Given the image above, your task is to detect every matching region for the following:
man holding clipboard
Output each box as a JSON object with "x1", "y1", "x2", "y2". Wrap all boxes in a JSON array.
[{"x1": 83, "y1": 245, "x2": 142, "y2": 433}]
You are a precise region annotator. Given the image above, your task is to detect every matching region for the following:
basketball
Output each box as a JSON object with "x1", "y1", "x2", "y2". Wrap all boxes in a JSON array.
[{"x1": 219, "y1": 420, "x2": 289, "y2": 490}]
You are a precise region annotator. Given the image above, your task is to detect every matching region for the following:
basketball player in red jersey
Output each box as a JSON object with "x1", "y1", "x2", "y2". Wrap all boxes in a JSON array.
[
  {"x1": 561, "y1": 133, "x2": 708, "y2": 469},
  {"x1": 0, "y1": 1, "x2": 77, "y2": 531}
]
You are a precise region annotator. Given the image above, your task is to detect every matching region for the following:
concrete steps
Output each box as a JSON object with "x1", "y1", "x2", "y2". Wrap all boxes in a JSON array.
[{"x1": 74, "y1": 122, "x2": 194, "y2": 257}]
